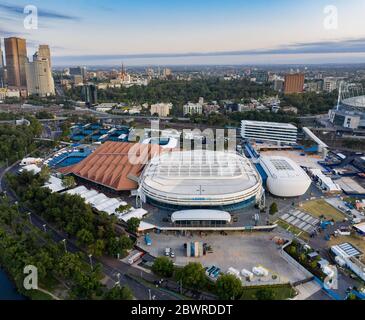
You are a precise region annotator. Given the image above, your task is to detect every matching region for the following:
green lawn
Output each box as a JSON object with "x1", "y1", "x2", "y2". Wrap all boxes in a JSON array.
[
  {"x1": 301, "y1": 199, "x2": 345, "y2": 222},
  {"x1": 240, "y1": 283, "x2": 296, "y2": 300},
  {"x1": 25, "y1": 289, "x2": 54, "y2": 300}
]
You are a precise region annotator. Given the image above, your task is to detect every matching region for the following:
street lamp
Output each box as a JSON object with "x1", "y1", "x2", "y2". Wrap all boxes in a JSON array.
[
  {"x1": 42, "y1": 224, "x2": 47, "y2": 232},
  {"x1": 27, "y1": 212, "x2": 32, "y2": 224},
  {"x1": 88, "y1": 254, "x2": 93, "y2": 270},
  {"x1": 148, "y1": 289, "x2": 152, "y2": 301},
  {"x1": 62, "y1": 239, "x2": 67, "y2": 253},
  {"x1": 115, "y1": 273, "x2": 121, "y2": 287}
]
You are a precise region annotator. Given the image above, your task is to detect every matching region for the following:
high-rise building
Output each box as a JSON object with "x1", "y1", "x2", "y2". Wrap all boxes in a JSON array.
[
  {"x1": 4, "y1": 37, "x2": 28, "y2": 88},
  {"x1": 251, "y1": 70, "x2": 269, "y2": 84},
  {"x1": 70, "y1": 66, "x2": 87, "y2": 79},
  {"x1": 284, "y1": 73, "x2": 305, "y2": 94},
  {"x1": 0, "y1": 40, "x2": 5, "y2": 88},
  {"x1": 323, "y1": 77, "x2": 338, "y2": 92},
  {"x1": 83, "y1": 84, "x2": 97, "y2": 106},
  {"x1": 37, "y1": 45, "x2": 52, "y2": 69},
  {"x1": 25, "y1": 54, "x2": 55, "y2": 97},
  {"x1": 273, "y1": 79, "x2": 284, "y2": 92}
]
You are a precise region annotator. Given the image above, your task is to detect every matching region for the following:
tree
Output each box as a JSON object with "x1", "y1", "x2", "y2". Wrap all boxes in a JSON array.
[
  {"x1": 175, "y1": 262, "x2": 206, "y2": 290},
  {"x1": 88, "y1": 239, "x2": 106, "y2": 257},
  {"x1": 152, "y1": 257, "x2": 174, "y2": 278},
  {"x1": 62, "y1": 176, "x2": 76, "y2": 189},
  {"x1": 103, "y1": 286, "x2": 134, "y2": 300},
  {"x1": 269, "y1": 202, "x2": 278, "y2": 215},
  {"x1": 215, "y1": 274, "x2": 242, "y2": 300},
  {"x1": 115, "y1": 204, "x2": 132, "y2": 215},
  {"x1": 106, "y1": 235, "x2": 133, "y2": 257},
  {"x1": 38, "y1": 166, "x2": 51, "y2": 183},
  {"x1": 76, "y1": 228, "x2": 95, "y2": 247},
  {"x1": 255, "y1": 288, "x2": 276, "y2": 300},
  {"x1": 127, "y1": 217, "x2": 140, "y2": 233}
]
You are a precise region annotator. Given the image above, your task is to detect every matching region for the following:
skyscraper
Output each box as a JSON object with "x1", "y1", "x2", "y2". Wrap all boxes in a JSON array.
[
  {"x1": 284, "y1": 73, "x2": 305, "y2": 94},
  {"x1": 25, "y1": 56, "x2": 55, "y2": 97},
  {"x1": 83, "y1": 84, "x2": 97, "y2": 106},
  {"x1": 0, "y1": 40, "x2": 5, "y2": 88},
  {"x1": 4, "y1": 37, "x2": 28, "y2": 88},
  {"x1": 37, "y1": 45, "x2": 52, "y2": 69}
]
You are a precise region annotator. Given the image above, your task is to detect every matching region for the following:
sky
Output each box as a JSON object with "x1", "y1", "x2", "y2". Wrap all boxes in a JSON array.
[{"x1": 1, "y1": 0, "x2": 365, "y2": 66}]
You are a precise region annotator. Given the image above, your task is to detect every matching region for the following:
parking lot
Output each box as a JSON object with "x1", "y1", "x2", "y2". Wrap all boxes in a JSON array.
[{"x1": 138, "y1": 231, "x2": 309, "y2": 285}]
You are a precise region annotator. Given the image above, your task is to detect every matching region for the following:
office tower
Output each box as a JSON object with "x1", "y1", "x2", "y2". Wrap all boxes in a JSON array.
[
  {"x1": 251, "y1": 70, "x2": 269, "y2": 84},
  {"x1": 25, "y1": 55, "x2": 55, "y2": 97},
  {"x1": 284, "y1": 73, "x2": 305, "y2": 94},
  {"x1": 70, "y1": 66, "x2": 87, "y2": 79},
  {"x1": 4, "y1": 37, "x2": 28, "y2": 88},
  {"x1": 0, "y1": 40, "x2": 4, "y2": 87},
  {"x1": 83, "y1": 84, "x2": 97, "y2": 106},
  {"x1": 37, "y1": 45, "x2": 52, "y2": 69}
]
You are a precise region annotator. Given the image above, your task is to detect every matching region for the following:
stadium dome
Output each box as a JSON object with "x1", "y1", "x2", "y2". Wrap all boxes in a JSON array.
[
  {"x1": 139, "y1": 150, "x2": 263, "y2": 210},
  {"x1": 259, "y1": 156, "x2": 311, "y2": 197}
]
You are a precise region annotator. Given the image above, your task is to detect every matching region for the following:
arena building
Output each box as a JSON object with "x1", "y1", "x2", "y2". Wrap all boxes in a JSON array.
[
  {"x1": 259, "y1": 156, "x2": 311, "y2": 197},
  {"x1": 329, "y1": 95, "x2": 365, "y2": 129},
  {"x1": 139, "y1": 150, "x2": 263, "y2": 211},
  {"x1": 60, "y1": 141, "x2": 163, "y2": 191}
]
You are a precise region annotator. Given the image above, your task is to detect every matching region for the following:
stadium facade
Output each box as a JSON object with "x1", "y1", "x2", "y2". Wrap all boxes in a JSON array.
[
  {"x1": 138, "y1": 150, "x2": 264, "y2": 211},
  {"x1": 329, "y1": 95, "x2": 365, "y2": 129}
]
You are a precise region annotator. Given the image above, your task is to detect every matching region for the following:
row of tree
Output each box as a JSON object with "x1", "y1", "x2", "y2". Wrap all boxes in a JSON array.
[
  {"x1": 6, "y1": 171, "x2": 134, "y2": 259},
  {"x1": 0, "y1": 198, "x2": 133, "y2": 300},
  {"x1": 0, "y1": 117, "x2": 42, "y2": 164}
]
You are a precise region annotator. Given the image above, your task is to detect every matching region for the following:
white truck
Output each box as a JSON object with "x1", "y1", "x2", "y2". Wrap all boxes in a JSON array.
[{"x1": 128, "y1": 251, "x2": 144, "y2": 265}]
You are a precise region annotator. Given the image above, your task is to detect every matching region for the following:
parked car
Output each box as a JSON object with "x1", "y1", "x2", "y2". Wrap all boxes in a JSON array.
[{"x1": 165, "y1": 247, "x2": 171, "y2": 256}]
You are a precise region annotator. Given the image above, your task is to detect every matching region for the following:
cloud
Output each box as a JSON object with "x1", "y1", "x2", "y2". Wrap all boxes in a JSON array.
[
  {"x1": 52, "y1": 37, "x2": 365, "y2": 63},
  {"x1": 0, "y1": 26, "x2": 29, "y2": 37},
  {"x1": 0, "y1": 2, "x2": 80, "y2": 21}
]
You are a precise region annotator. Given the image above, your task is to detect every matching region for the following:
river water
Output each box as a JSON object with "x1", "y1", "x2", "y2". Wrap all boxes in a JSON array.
[{"x1": 0, "y1": 268, "x2": 26, "y2": 300}]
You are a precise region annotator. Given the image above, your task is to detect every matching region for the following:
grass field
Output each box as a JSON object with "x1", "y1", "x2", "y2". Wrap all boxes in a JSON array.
[
  {"x1": 276, "y1": 219, "x2": 309, "y2": 240},
  {"x1": 240, "y1": 283, "x2": 296, "y2": 300},
  {"x1": 301, "y1": 199, "x2": 344, "y2": 222}
]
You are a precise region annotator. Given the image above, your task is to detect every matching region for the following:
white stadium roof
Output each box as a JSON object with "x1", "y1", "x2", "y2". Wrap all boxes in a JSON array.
[
  {"x1": 140, "y1": 150, "x2": 262, "y2": 207},
  {"x1": 259, "y1": 156, "x2": 311, "y2": 197},
  {"x1": 171, "y1": 210, "x2": 231, "y2": 222},
  {"x1": 342, "y1": 95, "x2": 365, "y2": 108}
]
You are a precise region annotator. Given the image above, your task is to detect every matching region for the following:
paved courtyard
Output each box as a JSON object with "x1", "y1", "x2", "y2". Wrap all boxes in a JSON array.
[{"x1": 138, "y1": 231, "x2": 309, "y2": 285}]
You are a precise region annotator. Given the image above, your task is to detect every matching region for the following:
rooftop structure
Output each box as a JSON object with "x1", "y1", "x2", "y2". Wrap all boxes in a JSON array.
[
  {"x1": 139, "y1": 150, "x2": 263, "y2": 210},
  {"x1": 171, "y1": 210, "x2": 231, "y2": 224},
  {"x1": 63, "y1": 185, "x2": 129, "y2": 215},
  {"x1": 43, "y1": 176, "x2": 67, "y2": 193},
  {"x1": 241, "y1": 120, "x2": 297, "y2": 145},
  {"x1": 259, "y1": 156, "x2": 311, "y2": 197},
  {"x1": 60, "y1": 141, "x2": 163, "y2": 191},
  {"x1": 328, "y1": 85, "x2": 365, "y2": 129}
]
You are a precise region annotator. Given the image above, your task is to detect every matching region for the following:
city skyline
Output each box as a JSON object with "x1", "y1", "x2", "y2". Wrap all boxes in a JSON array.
[{"x1": 1, "y1": 0, "x2": 365, "y2": 66}]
